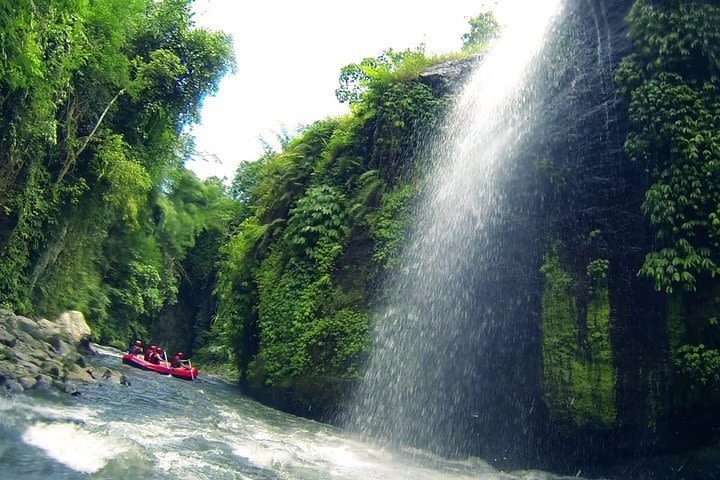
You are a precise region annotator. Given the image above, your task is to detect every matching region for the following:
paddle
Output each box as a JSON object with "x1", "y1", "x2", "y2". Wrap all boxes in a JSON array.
[
  {"x1": 163, "y1": 350, "x2": 171, "y2": 376},
  {"x1": 188, "y1": 358, "x2": 195, "y2": 380}
]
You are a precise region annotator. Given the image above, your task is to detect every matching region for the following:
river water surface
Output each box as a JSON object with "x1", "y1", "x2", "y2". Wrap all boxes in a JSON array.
[{"x1": 0, "y1": 346, "x2": 587, "y2": 479}]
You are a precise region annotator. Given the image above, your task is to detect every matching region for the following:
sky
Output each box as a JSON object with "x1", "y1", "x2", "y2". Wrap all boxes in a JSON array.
[{"x1": 186, "y1": 0, "x2": 500, "y2": 182}]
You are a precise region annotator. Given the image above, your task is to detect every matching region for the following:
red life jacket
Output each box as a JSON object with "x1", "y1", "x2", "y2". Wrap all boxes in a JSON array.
[{"x1": 144, "y1": 348, "x2": 155, "y2": 362}]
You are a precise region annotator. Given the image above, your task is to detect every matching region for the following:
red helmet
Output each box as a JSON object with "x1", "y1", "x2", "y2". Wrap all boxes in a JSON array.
[
  {"x1": 178, "y1": 352, "x2": 184, "y2": 358},
  {"x1": 135, "y1": 340, "x2": 142, "y2": 346}
]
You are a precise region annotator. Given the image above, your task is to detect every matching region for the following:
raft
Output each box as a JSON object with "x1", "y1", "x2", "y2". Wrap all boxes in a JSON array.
[{"x1": 122, "y1": 353, "x2": 198, "y2": 381}]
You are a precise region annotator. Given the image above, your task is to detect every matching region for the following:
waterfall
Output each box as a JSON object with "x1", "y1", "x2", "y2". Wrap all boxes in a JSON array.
[{"x1": 345, "y1": 0, "x2": 566, "y2": 459}]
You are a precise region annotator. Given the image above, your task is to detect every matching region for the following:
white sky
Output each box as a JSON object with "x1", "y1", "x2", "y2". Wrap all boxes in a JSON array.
[{"x1": 186, "y1": 0, "x2": 502, "y2": 182}]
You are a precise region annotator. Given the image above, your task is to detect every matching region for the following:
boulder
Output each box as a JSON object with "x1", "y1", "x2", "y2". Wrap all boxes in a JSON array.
[
  {"x1": 66, "y1": 365, "x2": 96, "y2": 384},
  {"x1": 0, "y1": 309, "x2": 125, "y2": 396},
  {"x1": 50, "y1": 334, "x2": 74, "y2": 357},
  {"x1": 55, "y1": 311, "x2": 91, "y2": 345},
  {"x1": 75, "y1": 355, "x2": 88, "y2": 368},
  {"x1": 34, "y1": 375, "x2": 52, "y2": 391},
  {"x1": 14, "y1": 315, "x2": 44, "y2": 341},
  {"x1": 0, "y1": 326, "x2": 15, "y2": 347},
  {"x1": 4, "y1": 380, "x2": 23, "y2": 393},
  {"x1": 19, "y1": 376, "x2": 37, "y2": 390},
  {"x1": 36, "y1": 319, "x2": 61, "y2": 337}
]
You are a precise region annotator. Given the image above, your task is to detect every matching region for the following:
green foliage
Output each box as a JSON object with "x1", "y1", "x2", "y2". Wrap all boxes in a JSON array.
[
  {"x1": 370, "y1": 184, "x2": 417, "y2": 268},
  {"x1": 461, "y1": 12, "x2": 500, "y2": 53},
  {"x1": 284, "y1": 185, "x2": 349, "y2": 259},
  {"x1": 335, "y1": 48, "x2": 426, "y2": 105},
  {"x1": 541, "y1": 248, "x2": 617, "y2": 429},
  {"x1": 586, "y1": 258, "x2": 610, "y2": 282},
  {"x1": 0, "y1": 0, "x2": 235, "y2": 351},
  {"x1": 213, "y1": 44, "x2": 452, "y2": 398},
  {"x1": 675, "y1": 344, "x2": 720, "y2": 388},
  {"x1": 616, "y1": 1, "x2": 720, "y2": 293}
]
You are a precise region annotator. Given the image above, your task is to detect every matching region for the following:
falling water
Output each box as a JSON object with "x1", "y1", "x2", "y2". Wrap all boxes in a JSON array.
[{"x1": 346, "y1": 0, "x2": 566, "y2": 460}]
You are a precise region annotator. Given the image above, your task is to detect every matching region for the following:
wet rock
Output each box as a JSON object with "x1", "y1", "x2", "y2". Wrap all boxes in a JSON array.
[
  {"x1": 42, "y1": 361, "x2": 62, "y2": 379},
  {"x1": 19, "y1": 377, "x2": 37, "y2": 390},
  {"x1": 0, "y1": 327, "x2": 15, "y2": 347},
  {"x1": 50, "y1": 334, "x2": 73, "y2": 357},
  {"x1": 98, "y1": 367, "x2": 129, "y2": 386},
  {"x1": 419, "y1": 55, "x2": 483, "y2": 96},
  {"x1": 0, "y1": 309, "x2": 118, "y2": 396},
  {"x1": 54, "y1": 380, "x2": 78, "y2": 395},
  {"x1": 34, "y1": 375, "x2": 52, "y2": 391},
  {"x1": 75, "y1": 355, "x2": 88, "y2": 368},
  {"x1": 66, "y1": 365, "x2": 96, "y2": 384},
  {"x1": 4, "y1": 380, "x2": 23, "y2": 393}
]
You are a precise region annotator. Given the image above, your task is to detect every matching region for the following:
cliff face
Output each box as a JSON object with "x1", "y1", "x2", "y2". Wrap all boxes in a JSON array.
[
  {"x1": 487, "y1": 0, "x2": 719, "y2": 469},
  {"x1": 342, "y1": 0, "x2": 698, "y2": 468}
]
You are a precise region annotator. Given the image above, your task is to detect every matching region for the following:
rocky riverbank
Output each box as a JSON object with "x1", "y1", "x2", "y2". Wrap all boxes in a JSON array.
[{"x1": 0, "y1": 309, "x2": 128, "y2": 395}]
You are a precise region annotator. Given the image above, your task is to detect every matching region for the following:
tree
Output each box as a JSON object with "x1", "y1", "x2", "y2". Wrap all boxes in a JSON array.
[{"x1": 461, "y1": 12, "x2": 500, "y2": 52}]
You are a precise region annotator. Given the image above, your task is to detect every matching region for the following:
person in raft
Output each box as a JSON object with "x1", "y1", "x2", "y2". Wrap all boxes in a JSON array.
[
  {"x1": 144, "y1": 345, "x2": 161, "y2": 364},
  {"x1": 153, "y1": 347, "x2": 167, "y2": 365},
  {"x1": 129, "y1": 340, "x2": 143, "y2": 356},
  {"x1": 171, "y1": 352, "x2": 187, "y2": 368}
]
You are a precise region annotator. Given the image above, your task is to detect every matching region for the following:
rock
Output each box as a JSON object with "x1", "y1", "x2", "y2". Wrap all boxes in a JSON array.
[
  {"x1": 51, "y1": 336, "x2": 74, "y2": 357},
  {"x1": 419, "y1": 55, "x2": 484, "y2": 96},
  {"x1": 60, "y1": 352, "x2": 82, "y2": 369},
  {"x1": 0, "y1": 309, "x2": 117, "y2": 397},
  {"x1": 34, "y1": 375, "x2": 52, "y2": 391},
  {"x1": 66, "y1": 365, "x2": 96, "y2": 384},
  {"x1": 41, "y1": 361, "x2": 62, "y2": 379},
  {"x1": 36, "y1": 319, "x2": 61, "y2": 338},
  {"x1": 55, "y1": 311, "x2": 91, "y2": 345},
  {"x1": 54, "y1": 380, "x2": 78, "y2": 395},
  {"x1": 15, "y1": 315, "x2": 44, "y2": 341},
  {"x1": 1, "y1": 312, "x2": 17, "y2": 331},
  {"x1": 0, "y1": 344, "x2": 12, "y2": 360},
  {"x1": 4, "y1": 380, "x2": 23, "y2": 393},
  {"x1": 14, "y1": 330, "x2": 39, "y2": 348},
  {"x1": 75, "y1": 355, "x2": 88, "y2": 368},
  {"x1": 0, "y1": 327, "x2": 15, "y2": 347},
  {"x1": 19, "y1": 377, "x2": 37, "y2": 390}
]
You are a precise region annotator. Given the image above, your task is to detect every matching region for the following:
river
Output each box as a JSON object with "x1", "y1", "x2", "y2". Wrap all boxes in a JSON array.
[{"x1": 0, "y1": 346, "x2": 588, "y2": 479}]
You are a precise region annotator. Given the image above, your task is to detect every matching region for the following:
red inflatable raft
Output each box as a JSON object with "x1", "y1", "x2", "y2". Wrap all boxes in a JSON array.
[{"x1": 122, "y1": 353, "x2": 198, "y2": 381}]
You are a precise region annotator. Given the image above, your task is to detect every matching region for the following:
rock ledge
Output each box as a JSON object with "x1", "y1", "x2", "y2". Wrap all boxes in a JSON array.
[{"x1": 0, "y1": 309, "x2": 128, "y2": 395}]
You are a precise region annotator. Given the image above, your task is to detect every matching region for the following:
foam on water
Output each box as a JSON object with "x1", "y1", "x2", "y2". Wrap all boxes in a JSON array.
[{"x1": 21, "y1": 422, "x2": 126, "y2": 474}]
